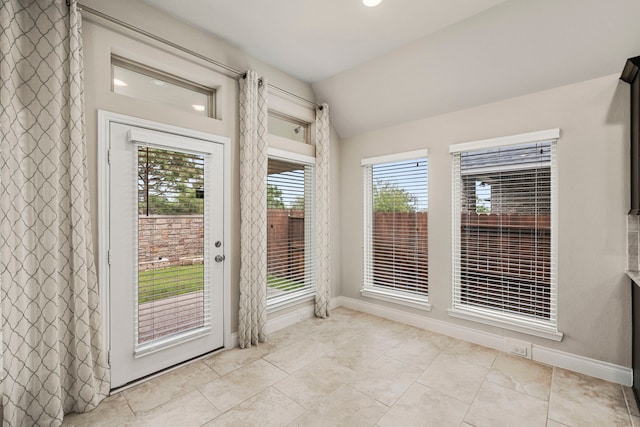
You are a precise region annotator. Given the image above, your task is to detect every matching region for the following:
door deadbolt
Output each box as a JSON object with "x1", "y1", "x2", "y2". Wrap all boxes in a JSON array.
[
  {"x1": 215, "y1": 241, "x2": 222, "y2": 248},
  {"x1": 215, "y1": 254, "x2": 225, "y2": 262}
]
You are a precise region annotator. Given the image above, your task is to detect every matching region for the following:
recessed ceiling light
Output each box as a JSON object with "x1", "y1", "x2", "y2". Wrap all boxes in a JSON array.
[
  {"x1": 151, "y1": 79, "x2": 166, "y2": 87},
  {"x1": 113, "y1": 78, "x2": 128, "y2": 87},
  {"x1": 192, "y1": 104, "x2": 206, "y2": 112},
  {"x1": 363, "y1": 0, "x2": 382, "y2": 7}
]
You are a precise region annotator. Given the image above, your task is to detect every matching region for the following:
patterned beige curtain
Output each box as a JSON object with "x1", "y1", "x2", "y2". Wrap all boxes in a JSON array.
[
  {"x1": 0, "y1": 1, "x2": 109, "y2": 425},
  {"x1": 238, "y1": 71, "x2": 268, "y2": 348},
  {"x1": 314, "y1": 104, "x2": 331, "y2": 318}
]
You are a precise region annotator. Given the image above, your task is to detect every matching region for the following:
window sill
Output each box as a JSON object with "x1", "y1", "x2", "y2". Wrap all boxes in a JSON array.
[
  {"x1": 267, "y1": 290, "x2": 315, "y2": 314},
  {"x1": 360, "y1": 287, "x2": 431, "y2": 312},
  {"x1": 447, "y1": 307, "x2": 563, "y2": 342}
]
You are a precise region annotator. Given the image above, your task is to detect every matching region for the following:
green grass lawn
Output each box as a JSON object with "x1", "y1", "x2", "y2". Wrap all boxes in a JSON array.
[
  {"x1": 138, "y1": 265, "x2": 304, "y2": 304},
  {"x1": 267, "y1": 274, "x2": 304, "y2": 292},
  {"x1": 138, "y1": 264, "x2": 204, "y2": 304}
]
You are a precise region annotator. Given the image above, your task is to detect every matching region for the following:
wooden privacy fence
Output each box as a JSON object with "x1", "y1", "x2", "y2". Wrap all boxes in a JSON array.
[
  {"x1": 267, "y1": 209, "x2": 305, "y2": 280},
  {"x1": 372, "y1": 212, "x2": 429, "y2": 294},
  {"x1": 459, "y1": 214, "x2": 551, "y2": 318}
]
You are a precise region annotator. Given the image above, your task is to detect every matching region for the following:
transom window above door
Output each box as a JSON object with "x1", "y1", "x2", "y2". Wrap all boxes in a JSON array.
[{"x1": 112, "y1": 55, "x2": 216, "y2": 117}]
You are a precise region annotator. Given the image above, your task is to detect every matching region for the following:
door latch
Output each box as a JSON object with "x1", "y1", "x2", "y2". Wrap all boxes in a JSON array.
[{"x1": 215, "y1": 254, "x2": 225, "y2": 262}]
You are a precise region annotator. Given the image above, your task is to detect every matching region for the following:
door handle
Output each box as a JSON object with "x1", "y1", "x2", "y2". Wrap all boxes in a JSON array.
[{"x1": 215, "y1": 255, "x2": 225, "y2": 262}]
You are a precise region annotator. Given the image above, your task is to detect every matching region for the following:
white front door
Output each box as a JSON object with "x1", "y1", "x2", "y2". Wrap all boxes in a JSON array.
[{"x1": 107, "y1": 121, "x2": 225, "y2": 388}]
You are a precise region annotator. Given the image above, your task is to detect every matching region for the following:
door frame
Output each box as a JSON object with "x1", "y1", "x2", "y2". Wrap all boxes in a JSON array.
[{"x1": 97, "y1": 110, "x2": 232, "y2": 384}]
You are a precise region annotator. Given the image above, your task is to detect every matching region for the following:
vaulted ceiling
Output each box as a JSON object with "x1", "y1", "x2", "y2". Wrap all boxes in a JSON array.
[{"x1": 141, "y1": 0, "x2": 640, "y2": 138}]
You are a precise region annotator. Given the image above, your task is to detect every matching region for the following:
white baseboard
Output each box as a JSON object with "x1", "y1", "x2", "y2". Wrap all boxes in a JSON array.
[
  {"x1": 266, "y1": 304, "x2": 315, "y2": 334},
  {"x1": 329, "y1": 298, "x2": 343, "y2": 311},
  {"x1": 334, "y1": 296, "x2": 632, "y2": 386},
  {"x1": 227, "y1": 332, "x2": 238, "y2": 349},
  {"x1": 262, "y1": 298, "x2": 345, "y2": 335},
  {"x1": 532, "y1": 345, "x2": 632, "y2": 386}
]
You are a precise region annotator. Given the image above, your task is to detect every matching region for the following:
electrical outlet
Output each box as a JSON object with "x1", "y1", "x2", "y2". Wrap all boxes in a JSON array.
[
  {"x1": 505, "y1": 338, "x2": 531, "y2": 359},
  {"x1": 511, "y1": 345, "x2": 527, "y2": 357}
]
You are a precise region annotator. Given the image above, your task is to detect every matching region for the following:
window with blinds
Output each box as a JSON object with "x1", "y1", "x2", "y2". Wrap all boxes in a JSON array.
[
  {"x1": 451, "y1": 133, "x2": 559, "y2": 338},
  {"x1": 266, "y1": 155, "x2": 316, "y2": 307},
  {"x1": 362, "y1": 151, "x2": 429, "y2": 307},
  {"x1": 137, "y1": 146, "x2": 209, "y2": 346}
]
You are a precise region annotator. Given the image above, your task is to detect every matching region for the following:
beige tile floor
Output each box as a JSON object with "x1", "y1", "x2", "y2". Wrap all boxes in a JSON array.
[{"x1": 64, "y1": 307, "x2": 639, "y2": 426}]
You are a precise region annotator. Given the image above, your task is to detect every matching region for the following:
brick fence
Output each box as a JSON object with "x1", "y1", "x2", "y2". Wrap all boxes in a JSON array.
[{"x1": 138, "y1": 215, "x2": 204, "y2": 270}]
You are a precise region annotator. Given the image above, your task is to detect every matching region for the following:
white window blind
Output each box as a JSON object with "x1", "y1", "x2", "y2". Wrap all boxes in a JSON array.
[
  {"x1": 267, "y1": 156, "x2": 316, "y2": 306},
  {"x1": 136, "y1": 146, "x2": 210, "y2": 349},
  {"x1": 451, "y1": 137, "x2": 559, "y2": 338},
  {"x1": 363, "y1": 153, "x2": 429, "y2": 301}
]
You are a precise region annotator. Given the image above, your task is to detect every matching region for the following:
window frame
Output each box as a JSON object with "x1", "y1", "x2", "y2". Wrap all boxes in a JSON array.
[
  {"x1": 361, "y1": 149, "x2": 431, "y2": 311},
  {"x1": 268, "y1": 110, "x2": 310, "y2": 145},
  {"x1": 111, "y1": 55, "x2": 216, "y2": 118},
  {"x1": 265, "y1": 95, "x2": 316, "y2": 312},
  {"x1": 265, "y1": 148, "x2": 317, "y2": 312},
  {"x1": 448, "y1": 129, "x2": 563, "y2": 341}
]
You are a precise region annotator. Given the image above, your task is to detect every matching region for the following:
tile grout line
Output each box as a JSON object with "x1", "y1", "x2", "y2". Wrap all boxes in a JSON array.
[
  {"x1": 120, "y1": 392, "x2": 138, "y2": 421},
  {"x1": 546, "y1": 366, "x2": 558, "y2": 425},
  {"x1": 459, "y1": 363, "x2": 491, "y2": 424},
  {"x1": 622, "y1": 384, "x2": 636, "y2": 425}
]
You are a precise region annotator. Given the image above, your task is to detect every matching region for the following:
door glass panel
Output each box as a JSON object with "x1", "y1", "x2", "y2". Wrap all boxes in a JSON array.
[{"x1": 137, "y1": 146, "x2": 207, "y2": 346}]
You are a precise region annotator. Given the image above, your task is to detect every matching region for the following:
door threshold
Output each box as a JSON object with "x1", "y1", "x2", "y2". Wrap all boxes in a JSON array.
[{"x1": 110, "y1": 346, "x2": 226, "y2": 395}]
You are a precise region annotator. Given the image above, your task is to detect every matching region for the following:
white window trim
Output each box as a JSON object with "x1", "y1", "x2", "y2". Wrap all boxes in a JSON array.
[
  {"x1": 267, "y1": 290, "x2": 315, "y2": 314},
  {"x1": 449, "y1": 129, "x2": 563, "y2": 341},
  {"x1": 449, "y1": 128, "x2": 560, "y2": 153},
  {"x1": 361, "y1": 148, "x2": 429, "y2": 166},
  {"x1": 268, "y1": 91, "x2": 316, "y2": 146},
  {"x1": 128, "y1": 128, "x2": 215, "y2": 153},
  {"x1": 361, "y1": 149, "x2": 430, "y2": 310},
  {"x1": 361, "y1": 287, "x2": 431, "y2": 312},
  {"x1": 268, "y1": 135, "x2": 315, "y2": 159},
  {"x1": 447, "y1": 307, "x2": 563, "y2": 341},
  {"x1": 268, "y1": 90, "x2": 315, "y2": 123},
  {"x1": 266, "y1": 149, "x2": 316, "y2": 311},
  {"x1": 268, "y1": 147, "x2": 316, "y2": 165}
]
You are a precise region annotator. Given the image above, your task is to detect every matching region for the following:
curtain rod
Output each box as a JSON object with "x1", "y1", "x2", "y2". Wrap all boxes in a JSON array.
[{"x1": 77, "y1": 3, "x2": 321, "y2": 110}]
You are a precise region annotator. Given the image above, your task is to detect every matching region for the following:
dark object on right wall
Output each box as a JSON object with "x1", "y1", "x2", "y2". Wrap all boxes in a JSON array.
[
  {"x1": 621, "y1": 56, "x2": 640, "y2": 215},
  {"x1": 621, "y1": 55, "x2": 640, "y2": 411}
]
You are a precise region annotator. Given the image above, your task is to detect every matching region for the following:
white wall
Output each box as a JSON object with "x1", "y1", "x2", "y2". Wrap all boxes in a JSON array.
[
  {"x1": 79, "y1": 0, "x2": 629, "y2": 370},
  {"x1": 80, "y1": 0, "x2": 341, "y2": 335},
  {"x1": 313, "y1": 0, "x2": 640, "y2": 138},
  {"x1": 340, "y1": 74, "x2": 631, "y2": 366}
]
